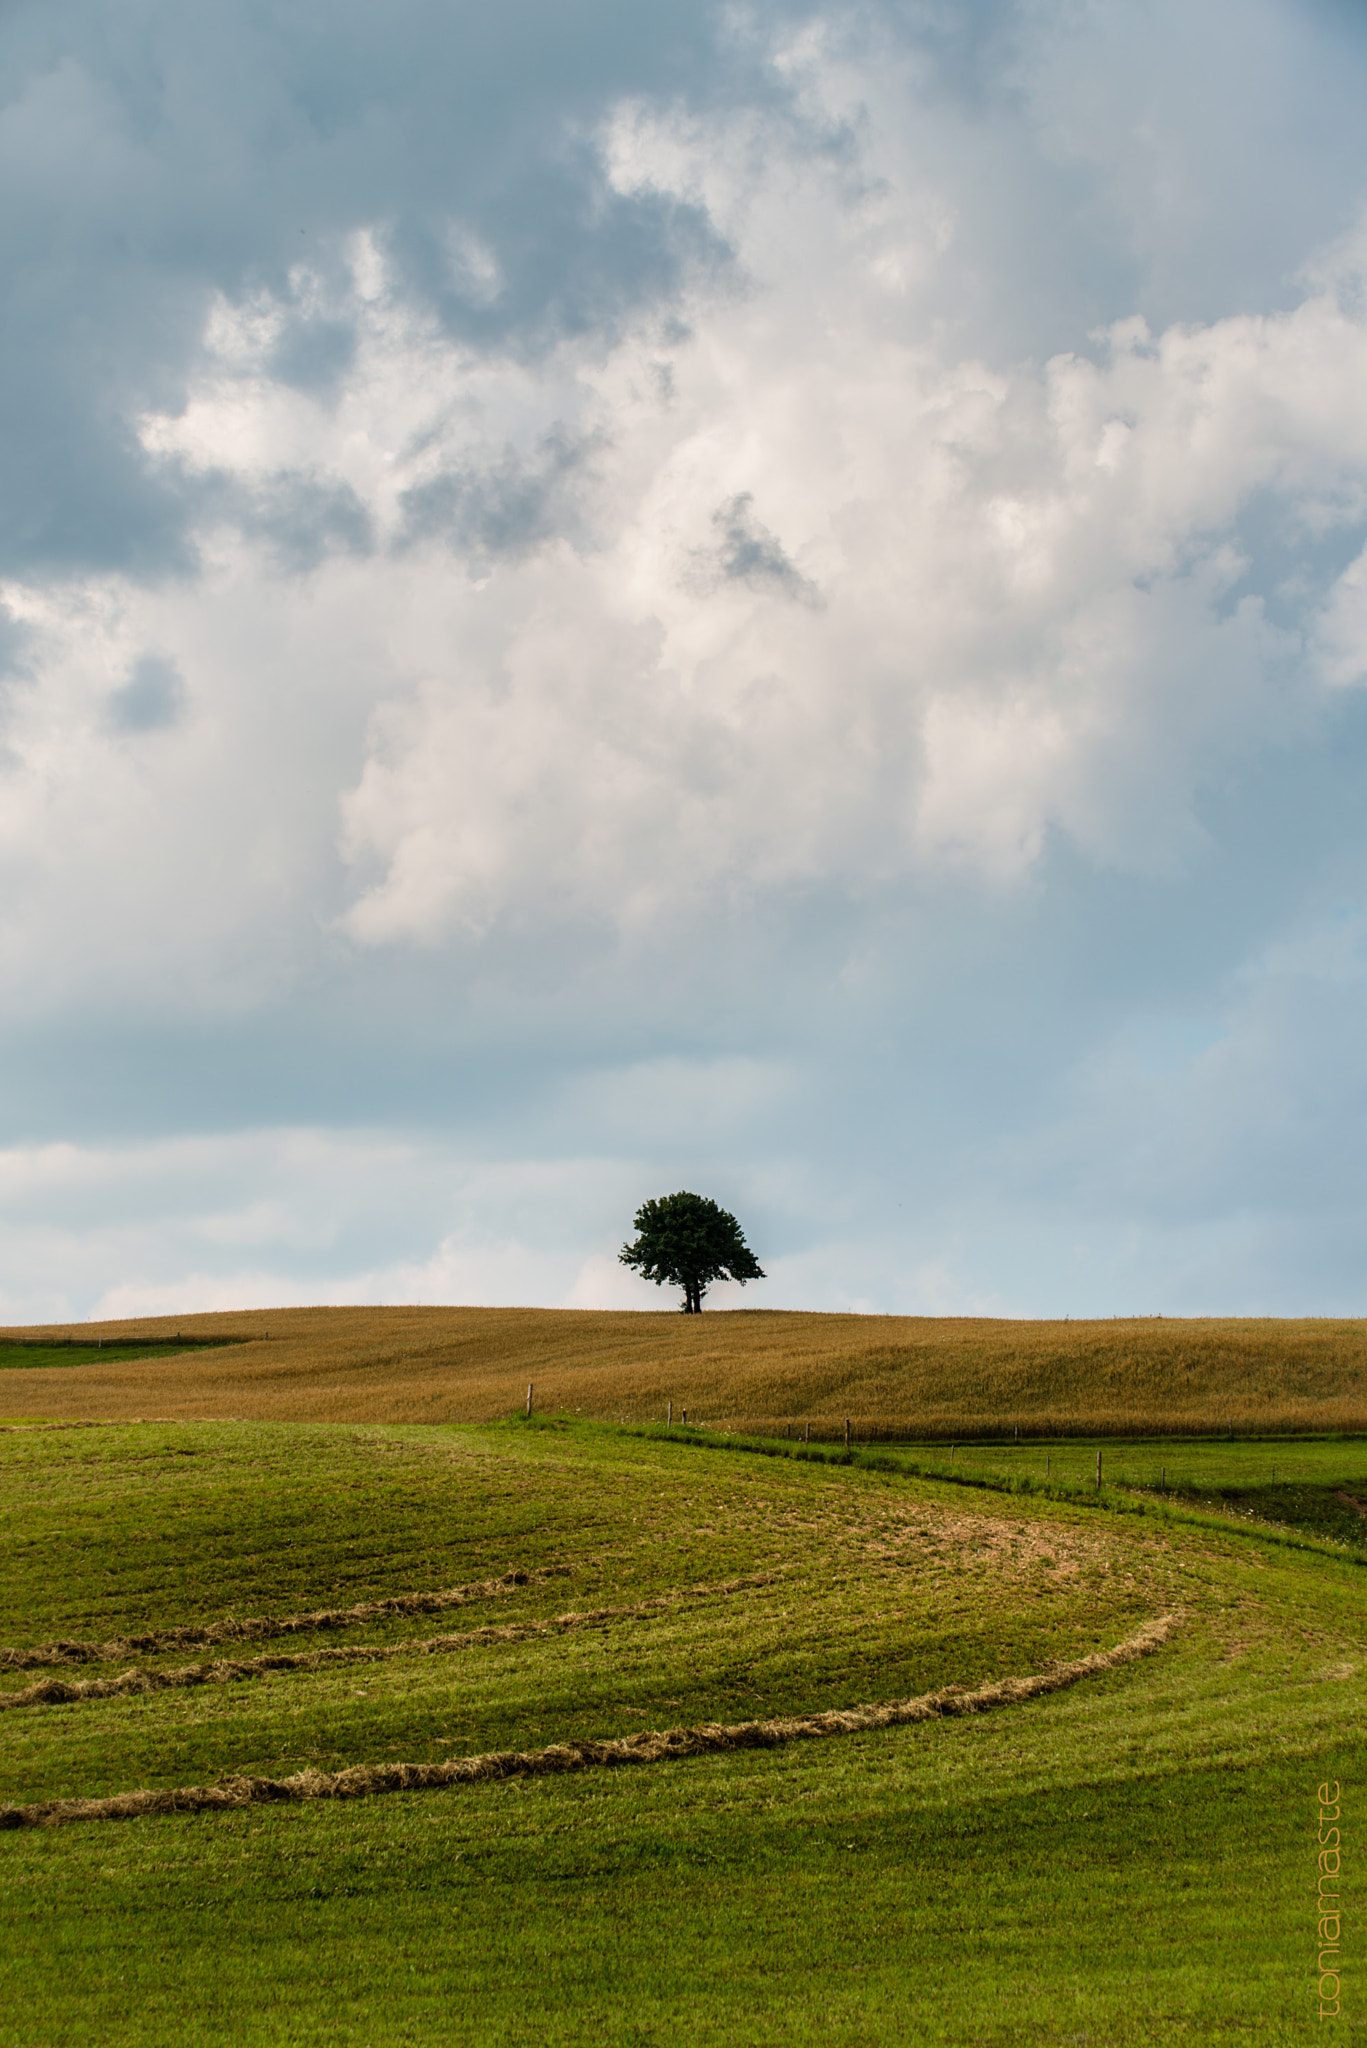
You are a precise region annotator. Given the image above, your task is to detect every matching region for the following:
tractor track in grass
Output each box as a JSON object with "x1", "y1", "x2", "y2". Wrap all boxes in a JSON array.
[
  {"x1": 0, "y1": 1573, "x2": 784, "y2": 1710},
  {"x1": 0, "y1": 1615, "x2": 1177, "y2": 1829}
]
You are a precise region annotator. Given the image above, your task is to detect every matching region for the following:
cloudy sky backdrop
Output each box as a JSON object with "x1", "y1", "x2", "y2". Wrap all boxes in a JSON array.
[{"x1": 4, "y1": 0, "x2": 1367, "y2": 1321}]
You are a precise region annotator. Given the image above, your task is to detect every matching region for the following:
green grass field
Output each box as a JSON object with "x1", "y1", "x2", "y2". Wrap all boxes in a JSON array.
[
  {"x1": 0, "y1": 1335, "x2": 244, "y2": 1373},
  {"x1": 1, "y1": 1415, "x2": 1360, "y2": 2043}
]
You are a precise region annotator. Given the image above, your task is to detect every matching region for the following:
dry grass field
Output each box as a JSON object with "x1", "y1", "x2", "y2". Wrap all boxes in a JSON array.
[{"x1": 3, "y1": 1303, "x2": 1366, "y2": 1435}]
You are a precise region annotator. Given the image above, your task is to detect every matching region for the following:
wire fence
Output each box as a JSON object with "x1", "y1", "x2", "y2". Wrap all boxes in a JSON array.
[{"x1": 644, "y1": 1414, "x2": 1367, "y2": 1503}]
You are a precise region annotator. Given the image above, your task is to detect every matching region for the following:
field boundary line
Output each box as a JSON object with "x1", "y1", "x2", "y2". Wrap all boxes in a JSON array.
[
  {"x1": 0, "y1": 1614, "x2": 1177, "y2": 1830},
  {"x1": 0, "y1": 1420, "x2": 139, "y2": 1434},
  {"x1": 619, "y1": 1422, "x2": 1367, "y2": 1567},
  {"x1": 0, "y1": 1567, "x2": 575, "y2": 1671},
  {"x1": 0, "y1": 1573, "x2": 784, "y2": 1710}
]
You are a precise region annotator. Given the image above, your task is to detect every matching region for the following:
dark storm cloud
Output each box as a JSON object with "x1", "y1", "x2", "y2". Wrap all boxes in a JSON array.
[
  {"x1": 398, "y1": 429, "x2": 603, "y2": 566},
  {"x1": 229, "y1": 473, "x2": 375, "y2": 572},
  {"x1": 4, "y1": 0, "x2": 1366, "y2": 582},
  {"x1": 0, "y1": 0, "x2": 765, "y2": 581},
  {"x1": 106, "y1": 653, "x2": 186, "y2": 733},
  {"x1": 265, "y1": 315, "x2": 359, "y2": 397},
  {"x1": 704, "y1": 494, "x2": 822, "y2": 606}
]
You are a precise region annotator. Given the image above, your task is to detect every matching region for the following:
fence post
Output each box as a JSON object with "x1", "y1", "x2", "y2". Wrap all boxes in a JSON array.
[
  {"x1": 682, "y1": 1408, "x2": 687, "y2": 1425},
  {"x1": 526, "y1": 1382, "x2": 533, "y2": 1419},
  {"x1": 1095, "y1": 1448, "x2": 1101, "y2": 1490},
  {"x1": 804, "y1": 1421, "x2": 810, "y2": 1444},
  {"x1": 667, "y1": 1400, "x2": 672, "y2": 1428},
  {"x1": 844, "y1": 1417, "x2": 850, "y2": 1452}
]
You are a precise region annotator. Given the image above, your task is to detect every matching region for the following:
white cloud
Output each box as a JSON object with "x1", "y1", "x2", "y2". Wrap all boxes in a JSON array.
[
  {"x1": 0, "y1": 37, "x2": 1362, "y2": 1010},
  {"x1": 0, "y1": 1129, "x2": 639, "y2": 1323},
  {"x1": 328, "y1": 151, "x2": 1367, "y2": 936},
  {"x1": 0, "y1": 1124, "x2": 798, "y2": 1323},
  {"x1": 1316, "y1": 541, "x2": 1367, "y2": 689},
  {"x1": 3, "y1": 3, "x2": 1367, "y2": 1320}
]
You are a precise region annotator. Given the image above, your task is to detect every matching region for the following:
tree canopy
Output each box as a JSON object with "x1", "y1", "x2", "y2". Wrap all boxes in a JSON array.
[{"x1": 618, "y1": 1191, "x2": 765, "y2": 1314}]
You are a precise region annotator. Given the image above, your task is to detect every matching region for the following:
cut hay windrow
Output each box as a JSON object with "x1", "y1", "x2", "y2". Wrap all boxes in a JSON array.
[
  {"x1": 0, "y1": 1567, "x2": 573, "y2": 1671},
  {"x1": 0, "y1": 1573, "x2": 782, "y2": 1710},
  {"x1": 0, "y1": 1615, "x2": 1176, "y2": 1830}
]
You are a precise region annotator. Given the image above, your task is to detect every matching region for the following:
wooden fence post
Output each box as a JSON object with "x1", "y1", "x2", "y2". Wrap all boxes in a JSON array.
[
  {"x1": 844, "y1": 1418, "x2": 850, "y2": 1451},
  {"x1": 667, "y1": 1400, "x2": 672, "y2": 1427},
  {"x1": 804, "y1": 1422, "x2": 810, "y2": 1444},
  {"x1": 1095, "y1": 1448, "x2": 1101, "y2": 1490},
  {"x1": 526, "y1": 1382, "x2": 533, "y2": 1419},
  {"x1": 682, "y1": 1408, "x2": 687, "y2": 1425}
]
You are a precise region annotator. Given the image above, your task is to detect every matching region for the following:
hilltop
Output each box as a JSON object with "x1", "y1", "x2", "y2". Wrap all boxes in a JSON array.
[{"x1": 3, "y1": 1303, "x2": 1365, "y2": 1435}]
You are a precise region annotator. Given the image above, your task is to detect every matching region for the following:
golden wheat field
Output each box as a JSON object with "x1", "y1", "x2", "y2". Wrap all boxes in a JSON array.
[{"x1": 3, "y1": 1304, "x2": 1367, "y2": 1435}]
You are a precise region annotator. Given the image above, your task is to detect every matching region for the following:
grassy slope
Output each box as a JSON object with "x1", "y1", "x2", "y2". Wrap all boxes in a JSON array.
[
  {"x1": 3, "y1": 1304, "x2": 1367, "y2": 1434},
  {"x1": 850, "y1": 1432, "x2": 1367, "y2": 1557},
  {"x1": 1, "y1": 1418, "x2": 1362, "y2": 2044}
]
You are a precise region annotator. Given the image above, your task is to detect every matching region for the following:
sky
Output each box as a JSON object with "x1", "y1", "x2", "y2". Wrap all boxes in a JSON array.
[{"x1": 3, "y1": 0, "x2": 1367, "y2": 1323}]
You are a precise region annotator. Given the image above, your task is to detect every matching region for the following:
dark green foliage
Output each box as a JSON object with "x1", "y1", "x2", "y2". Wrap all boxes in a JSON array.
[
  {"x1": 618, "y1": 1192, "x2": 765, "y2": 1313},
  {"x1": 0, "y1": 1336, "x2": 244, "y2": 1371}
]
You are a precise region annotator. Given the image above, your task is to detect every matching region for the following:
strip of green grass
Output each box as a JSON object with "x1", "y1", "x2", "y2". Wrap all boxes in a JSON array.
[
  {"x1": 0, "y1": 1337, "x2": 247, "y2": 1371},
  {"x1": 1, "y1": 1419, "x2": 1361, "y2": 2043},
  {"x1": 631, "y1": 1418, "x2": 1367, "y2": 1559}
]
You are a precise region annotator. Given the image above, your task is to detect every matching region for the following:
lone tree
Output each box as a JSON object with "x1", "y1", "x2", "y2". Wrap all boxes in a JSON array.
[{"x1": 619, "y1": 1192, "x2": 765, "y2": 1314}]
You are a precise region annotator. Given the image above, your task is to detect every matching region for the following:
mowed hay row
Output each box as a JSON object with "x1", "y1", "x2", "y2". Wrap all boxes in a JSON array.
[
  {"x1": 1, "y1": 1304, "x2": 1366, "y2": 1433},
  {"x1": 0, "y1": 1614, "x2": 1177, "y2": 1830},
  {"x1": 0, "y1": 1568, "x2": 573, "y2": 1672},
  {"x1": 1, "y1": 1573, "x2": 783, "y2": 1711}
]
